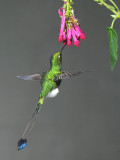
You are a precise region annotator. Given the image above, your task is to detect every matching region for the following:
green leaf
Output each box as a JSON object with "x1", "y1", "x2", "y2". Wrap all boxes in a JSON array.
[
  {"x1": 111, "y1": 14, "x2": 117, "y2": 18},
  {"x1": 107, "y1": 27, "x2": 118, "y2": 71},
  {"x1": 108, "y1": 5, "x2": 115, "y2": 10}
]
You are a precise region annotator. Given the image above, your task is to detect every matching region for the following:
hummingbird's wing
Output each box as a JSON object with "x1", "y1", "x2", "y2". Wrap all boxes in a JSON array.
[
  {"x1": 16, "y1": 74, "x2": 43, "y2": 81},
  {"x1": 54, "y1": 71, "x2": 88, "y2": 81}
]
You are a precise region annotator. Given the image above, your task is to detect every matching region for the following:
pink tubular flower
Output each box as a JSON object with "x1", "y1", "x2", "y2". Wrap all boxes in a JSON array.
[
  {"x1": 74, "y1": 25, "x2": 85, "y2": 40},
  {"x1": 63, "y1": 31, "x2": 66, "y2": 40},
  {"x1": 58, "y1": 9, "x2": 66, "y2": 43},
  {"x1": 67, "y1": 25, "x2": 72, "y2": 46},
  {"x1": 58, "y1": 31, "x2": 63, "y2": 42},
  {"x1": 63, "y1": 31, "x2": 67, "y2": 45},
  {"x1": 61, "y1": 10, "x2": 65, "y2": 33},
  {"x1": 80, "y1": 32, "x2": 85, "y2": 40},
  {"x1": 72, "y1": 28, "x2": 79, "y2": 47},
  {"x1": 58, "y1": 8, "x2": 63, "y2": 17},
  {"x1": 58, "y1": 1, "x2": 85, "y2": 47}
]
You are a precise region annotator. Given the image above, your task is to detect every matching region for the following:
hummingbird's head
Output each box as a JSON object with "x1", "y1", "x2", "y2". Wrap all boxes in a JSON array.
[
  {"x1": 50, "y1": 52, "x2": 62, "y2": 69},
  {"x1": 50, "y1": 45, "x2": 66, "y2": 70}
]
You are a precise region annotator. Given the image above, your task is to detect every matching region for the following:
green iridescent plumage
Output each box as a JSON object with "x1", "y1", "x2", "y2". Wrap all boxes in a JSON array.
[
  {"x1": 17, "y1": 47, "x2": 88, "y2": 150},
  {"x1": 17, "y1": 50, "x2": 86, "y2": 113},
  {"x1": 40, "y1": 52, "x2": 62, "y2": 100}
]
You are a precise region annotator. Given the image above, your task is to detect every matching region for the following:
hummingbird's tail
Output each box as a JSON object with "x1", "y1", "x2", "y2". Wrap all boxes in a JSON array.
[
  {"x1": 34, "y1": 98, "x2": 44, "y2": 116},
  {"x1": 17, "y1": 97, "x2": 44, "y2": 150}
]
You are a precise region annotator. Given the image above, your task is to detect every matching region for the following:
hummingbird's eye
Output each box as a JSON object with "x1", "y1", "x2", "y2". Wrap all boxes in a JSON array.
[{"x1": 57, "y1": 54, "x2": 61, "y2": 64}]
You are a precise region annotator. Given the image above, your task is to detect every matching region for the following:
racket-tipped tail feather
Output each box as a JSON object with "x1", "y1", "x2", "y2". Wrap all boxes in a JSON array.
[{"x1": 18, "y1": 138, "x2": 27, "y2": 150}]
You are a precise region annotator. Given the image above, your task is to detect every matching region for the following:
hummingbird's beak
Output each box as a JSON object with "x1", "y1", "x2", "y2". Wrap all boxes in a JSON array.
[{"x1": 60, "y1": 44, "x2": 66, "y2": 54}]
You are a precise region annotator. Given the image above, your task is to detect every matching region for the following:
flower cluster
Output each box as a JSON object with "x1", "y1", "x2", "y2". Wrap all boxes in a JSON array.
[{"x1": 58, "y1": 1, "x2": 85, "y2": 47}]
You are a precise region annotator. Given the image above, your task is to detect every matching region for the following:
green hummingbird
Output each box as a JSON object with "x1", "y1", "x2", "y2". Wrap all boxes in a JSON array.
[{"x1": 17, "y1": 46, "x2": 88, "y2": 150}]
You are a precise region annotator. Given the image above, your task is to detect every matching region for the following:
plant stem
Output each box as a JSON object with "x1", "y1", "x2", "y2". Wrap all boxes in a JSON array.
[
  {"x1": 111, "y1": 17, "x2": 118, "y2": 28},
  {"x1": 65, "y1": 0, "x2": 73, "y2": 17},
  {"x1": 109, "y1": 0, "x2": 119, "y2": 12},
  {"x1": 101, "y1": 0, "x2": 118, "y2": 15}
]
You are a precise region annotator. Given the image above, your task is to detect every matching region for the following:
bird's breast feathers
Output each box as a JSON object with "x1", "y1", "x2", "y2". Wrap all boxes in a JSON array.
[{"x1": 47, "y1": 88, "x2": 59, "y2": 98}]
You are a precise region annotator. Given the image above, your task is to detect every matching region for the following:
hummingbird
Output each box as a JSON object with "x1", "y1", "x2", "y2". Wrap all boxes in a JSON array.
[{"x1": 17, "y1": 45, "x2": 88, "y2": 150}]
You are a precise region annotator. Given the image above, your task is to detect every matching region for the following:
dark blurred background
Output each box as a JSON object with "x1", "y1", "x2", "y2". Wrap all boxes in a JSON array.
[{"x1": 0, "y1": 0, "x2": 120, "y2": 160}]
